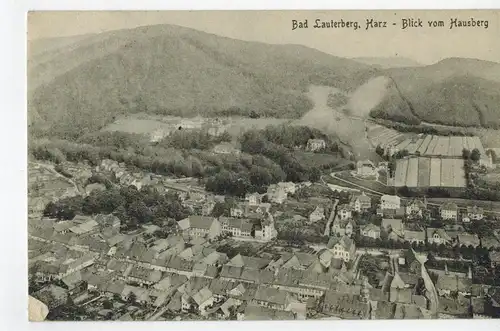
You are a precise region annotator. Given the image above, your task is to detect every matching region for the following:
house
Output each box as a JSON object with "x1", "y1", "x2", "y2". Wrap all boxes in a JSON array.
[
  {"x1": 192, "y1": 287, "x2": 215, "y2": 316},
  {"x1": 381, "y1": 219, "x2": 404, "y2": 237},
  {"x1": 337, "y1": 204, "x2": 353, "y2": 220},
  {"x1": 321, "y1": 291, "x2": 369, "y2": 319},
  {"x1": 227, "y1": 254, "x2": 271, "y2": 270},
  {"x1": 454, "y1": 233, "x2": 480, "y2": 248},
  {"x1": 440, "y1": 202, "x2": 458, "y2": 221},
  {"x1": 435, "y1": 270, "x2": 472, "y2": 297},
  {"x1": 245, "y1": 193, "x2": 262, "y2": 206},
  {"x1": 490, "y1": 251, "x2": 500, "y2": 268},
  {"x1": 177, "y1": 216, "x2": 221, "y2": 239},
  {"x1": 406, "y1": 199, "x2": 427, "y2": 217},
  {"x1": 254, "y1": 215, "x2": 278, "y2": 242},
  {"x1": 403, "y1": 230, "x2": 426, "y2": 245},
  {"x1": 356, "y1": 160, "x2": 377, "y2": 177},
  {"x1": 32, "y1": 285, "x2": 69, "y2": 310},
  {"x1": 349, "y1": 192, "x2": 371, "y2": 212},
  {"x1": 121, "y1": 286, "x2": 150, "y2": 304},
  {"x1": 466, "y1": 206, "x2": 485, "y2": 221},
  {"x1": 361, "y1": 224, "x2": 381, "y2": 239},
  {"x1": 219, "y1": 217, "x2": 253, "y2": 238},
  {"x1": 327, "y1": 236, "x2": 356, "y2": 262},
  {"x1": 252, "y1": 286, "x2": 291, "y2": 311},
  {"x1": 309, "y1": 206, "x2": 325, "y2": 223},
  {"x1": 212, "y1": 143, "x2": 240, "y2": 155},
  {"x1": 331, "y1": 218, "x2": 356, "y2": 237},
  {"x1": 426, "y1": 228, "x2": 452, "y2": 245},
  {"x1": 377, "y1": 207, "x2": 406, "y2": 219},
  {"x1": 381, "y1": 195, "x2": 401, "y2": 210},
  {"x1": 267, "y1": 185, "x2": 287, "y2": 204},
  {"x1": 277, "y1": 182, "x2": 297, "y2": 195},
  {"x1": 306, "y1": 139, "x2": 326, "y2": 152}
]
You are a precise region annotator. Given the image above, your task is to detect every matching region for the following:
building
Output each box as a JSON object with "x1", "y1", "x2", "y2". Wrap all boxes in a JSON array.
[
  {"x1": 177, "y1": 216, "x2": 222, "y2": 239},
  {"x1": 306, "y1": 139, "x2": 326, "y2": 152},
  {"x1": 220, "y1": 217, "x2": 253, "y2": 238},
  {"x1": 426, "y1": 228, "x2": 452, "y2": 245},
  {"x1": 466, "y1": 206, "x2": 484, "y2": 221},
  {"x1": 490, "y1": 251, "x2": 500, "y2": 269},
  {"x1": 337, "y1": 204, "x2": 353, "y2": 220},
  {"x1": 356, "y1": 160, "x2": 377, "y2": 177},
  {"x1": 192, "y1": 287, "x2": 216, "y2": 316},
  {"x1": 403, "y1": 231, "x2": 426, "y2": 245},
  {"x1": 440, "y1": 202, "x2": 458, "y2": 221},
  {"x1": 255, "y1": 215, "x2": 278, "y2": 242},
  {"x1": 245, "y1": 193, "x2": 262, "y2": 206},
  {"x1": 327, "y1": 236, "x2": 356, "y2": 262},
  {"x1": 267, "y1": 185, "x2": 287, "y2": 204},
  {"x1": 309, "y1": 206, "x2": 325, "y2": 223},
  {"x1": 332, "y1": 218, "x2": 356, "y2": 237},
  {"x1": 406, "y1": 199, "x2": 427, "y2": 217},
  {"x1": 349, "y1": 192, "x2": 372, "y2": 212},
  {"x1": 381, "y1": 219, "x2": 404, "y2": 237},
  {"x1": 381, "y1": 195, "x2": 401, "y2": 210},
  {"x1": 360, "y1": 224, "x2": 381, "y2": 239}
]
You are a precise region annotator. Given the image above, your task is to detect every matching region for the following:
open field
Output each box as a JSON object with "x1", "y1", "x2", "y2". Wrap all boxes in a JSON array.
[
  {"x1": 103, "y1": 113, "x2": 291, "y2": 140},
  {"x1": 366, "y1": 124, "x2": 411, "y2": 148},
  {"x1": 392, "y1": 134, "x2": 486, "y2": 158},
  {"x1": 394, "y1": 157, "x2": 465, "y2": 188}
]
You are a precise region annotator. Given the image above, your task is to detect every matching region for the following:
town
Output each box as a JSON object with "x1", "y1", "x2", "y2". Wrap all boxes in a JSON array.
[{"x1": 28, "y1": 134, "x2": 500, "y2": 321}]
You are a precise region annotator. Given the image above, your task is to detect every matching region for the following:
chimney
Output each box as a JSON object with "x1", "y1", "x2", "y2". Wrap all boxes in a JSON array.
[
  {"x1": 445, "y1": 263, "x2": 449, "y2": 275},
  {"x1": 468, "y1": 265, "x2": 472, "y2": 279}
]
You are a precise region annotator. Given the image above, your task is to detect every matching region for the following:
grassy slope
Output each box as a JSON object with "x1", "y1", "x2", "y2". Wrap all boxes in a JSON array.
[
  {"x1": 370, "y1": 58, "x2": 500, "y2": 128},
  {"x1": 28, "y1": 24, "x2": 378, "y2": 139}
]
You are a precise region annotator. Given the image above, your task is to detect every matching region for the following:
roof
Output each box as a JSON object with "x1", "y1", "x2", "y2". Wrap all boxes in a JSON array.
[
  {"x1": 192, "y1": 287, "x2": 213, "y2": 305},
  {"x1": 490, "y1": 251, "x2": 500, "y2": 262},
  {"x1": 381, "y1": 195, "x2": 401, "y2": 204},
  {"x1": 362, "y1": 223, "x2": 380, "y2": 233},
  {"x1": 322, "y1": 291, "x2": 368, "y2": 319},
  {"x1": 426, "y1": 228, "x2": 452, "y2": 241},
  {"x1": 467, "y1": 205, "x2": 484, "y2": 214},
  {"x1": 188, "y1": 215, "x2": 217, "y2": 230},
  {"x1": 381, "y1": 218, "x2": 403, "y2": 231},
  {"x1": 32, "y1": 285, "x2": 69, "y2": 310},
  {"x1": 228, "y1": 254, "x2": 271, "y2": 270},
  {"x1": 436, "y1": 275, "x2": 472, "y2": 292},
  {"x1": 440, "y1": 202, "x2": 458, "y2": 211},
  {"x1": 404, "y1": 230, "x2": 426, "y2": 241},
  {"x1": 253, "y1": 286, "x2": 289, "y2": 305},
  {"x1": 219, "y1": 217, "x2": 253, "y2": 232},
  {"x1": 327, "y1": 236, "x2": 355, "y2": 251}
]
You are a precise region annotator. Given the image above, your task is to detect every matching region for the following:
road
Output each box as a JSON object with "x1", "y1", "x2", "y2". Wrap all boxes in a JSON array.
[{"x1": 325, "y1": 172, "x2": 500, "y2": 215}]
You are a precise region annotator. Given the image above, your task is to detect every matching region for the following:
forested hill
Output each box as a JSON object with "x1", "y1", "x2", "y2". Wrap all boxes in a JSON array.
[
  {"x1": 28, "y1": 24, "x2": 378, "y2": 140},
  {"x1": 370, "y1": 58, "x2": 500, "y2": 128}
]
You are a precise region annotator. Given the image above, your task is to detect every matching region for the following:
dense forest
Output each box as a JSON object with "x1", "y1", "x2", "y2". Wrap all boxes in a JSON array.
[{"x1": 30, "y1": 125, "x2": 352, "y2": 198}]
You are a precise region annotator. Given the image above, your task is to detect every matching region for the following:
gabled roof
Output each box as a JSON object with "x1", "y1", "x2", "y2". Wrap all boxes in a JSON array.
[
  {"x1": 362, "y1": 223, "x2": 380, "y2": 233},
  {"x1": 381, "y1": 218, "x2": 403, "y2": 231},
  {"x1": 440, "y1": 202, "x2": 458, "y2": 211},
  {"x1": 327, "y1": 236, "x2": 355, "y2": 251},
  {"x1": 426, "y1": 228, "x2": 452, "y2": 241},
  {"x1": 227, "y1": 254, "x2": 270, "y2": 270},
  {"x1": 192, "y1": 287, "x2": 213, "y2": 306},
  {"x1": 253, "y1": 286, "x2": 289, "y2": 305}
]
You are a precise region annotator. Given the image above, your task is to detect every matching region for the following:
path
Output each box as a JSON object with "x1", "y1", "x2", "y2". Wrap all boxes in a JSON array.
[{"x1": 324, "y1": 199, "x2": 339, "y2": 236}]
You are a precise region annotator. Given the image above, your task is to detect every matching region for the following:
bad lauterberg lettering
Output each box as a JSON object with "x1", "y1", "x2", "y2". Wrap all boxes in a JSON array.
[
  {"x1": 449, "y1": 18, "x2": 489, "y2": 29},
  {"x1": 313, "y1": 19, "x2": 360, "y2": 30}
]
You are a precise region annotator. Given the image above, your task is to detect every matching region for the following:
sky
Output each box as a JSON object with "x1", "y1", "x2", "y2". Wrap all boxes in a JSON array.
[{"x1": 27, "y1": 10, "x2": 500, "y2": 64}]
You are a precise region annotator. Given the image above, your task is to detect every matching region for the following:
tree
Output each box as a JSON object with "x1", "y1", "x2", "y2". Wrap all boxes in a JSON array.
[
  {"x1": 471, "y1": 148, "x2": 481, "y2": 162},
  {"x1": 375, "y1": 145, "x2": 385, "y2": 157}
]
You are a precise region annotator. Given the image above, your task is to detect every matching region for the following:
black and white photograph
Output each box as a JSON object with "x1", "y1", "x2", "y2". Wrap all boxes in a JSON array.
[{"x1": 26, "y1": 10, "x2": 500, "y2": 322}]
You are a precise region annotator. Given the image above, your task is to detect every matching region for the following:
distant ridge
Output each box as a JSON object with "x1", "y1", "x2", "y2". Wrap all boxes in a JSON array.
[{"x1": 352, "y1": 56, "x2": 422, "y2": 69}]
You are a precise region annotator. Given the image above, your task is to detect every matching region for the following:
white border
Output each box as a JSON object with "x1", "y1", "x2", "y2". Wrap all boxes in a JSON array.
[{"x1": 2, "y1": 1, "x2": 500, "y2": 331}]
